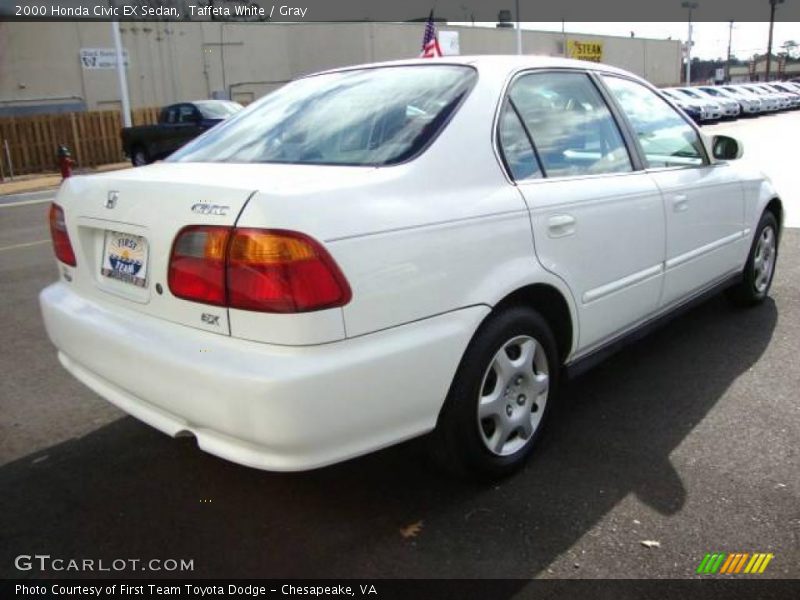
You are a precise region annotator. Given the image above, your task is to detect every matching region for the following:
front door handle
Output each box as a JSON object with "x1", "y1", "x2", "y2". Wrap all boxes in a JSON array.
[
  {"x1": 672, "y1": 194, "x2": 689, "y2": 212},
  {"x1": 547, "y1": 214, "x2": 576, "y2": 238}
]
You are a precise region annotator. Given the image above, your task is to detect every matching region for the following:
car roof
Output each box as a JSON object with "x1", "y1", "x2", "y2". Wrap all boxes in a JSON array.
[{"x1": 307, "y1": 54, "x2": 636, "y2": 80}]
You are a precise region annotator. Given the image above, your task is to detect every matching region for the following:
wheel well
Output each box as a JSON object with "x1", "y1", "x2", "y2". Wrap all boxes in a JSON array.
[
  {"x1": 494, "y1": 284, "x2": 573, "y2": 363},
  {"x1": 765, "y1": 197, "x2": 783, "y2": 236}
]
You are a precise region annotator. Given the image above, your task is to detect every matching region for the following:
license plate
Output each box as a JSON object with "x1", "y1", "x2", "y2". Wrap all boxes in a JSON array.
[{"x1": 101, "y1": 231, "x2": 149, "y2": 288}]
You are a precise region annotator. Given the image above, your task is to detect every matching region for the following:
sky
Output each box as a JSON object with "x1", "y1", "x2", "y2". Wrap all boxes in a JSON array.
[{"x1": 466, "y1": 22, "x2": 799, "y2": 60}]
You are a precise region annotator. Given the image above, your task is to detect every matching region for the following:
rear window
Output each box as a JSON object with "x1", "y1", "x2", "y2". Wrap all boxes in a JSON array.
[{"x1": 169, "y1": 65, "x2": 476, "y2": 166}]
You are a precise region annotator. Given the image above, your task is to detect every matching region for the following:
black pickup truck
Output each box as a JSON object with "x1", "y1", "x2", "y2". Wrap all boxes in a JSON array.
[{"x1": 121, "y1": 100, "x2": 242, "y2": 166}]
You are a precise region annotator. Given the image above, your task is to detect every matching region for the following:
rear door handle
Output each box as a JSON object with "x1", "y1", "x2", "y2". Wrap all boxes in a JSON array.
[
  {"x1": 547, "y1": 214, "x2": 576, "y2": 238},
  {"x1": 672, "y1": 194, "x2": 689, "y2": 212}
]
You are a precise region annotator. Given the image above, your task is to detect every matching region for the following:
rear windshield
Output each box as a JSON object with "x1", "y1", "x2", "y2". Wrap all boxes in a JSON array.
[{"x1": 169, "y1": 65, "x2": 476, "y2": 166}]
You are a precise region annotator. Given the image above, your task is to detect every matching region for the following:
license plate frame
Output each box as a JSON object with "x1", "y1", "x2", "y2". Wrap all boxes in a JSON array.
[{"x1": 100, "y1": 230, "x2": 149, "y2": 288}]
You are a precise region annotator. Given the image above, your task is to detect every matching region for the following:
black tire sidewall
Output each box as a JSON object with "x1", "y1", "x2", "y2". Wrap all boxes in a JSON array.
[{"x1": 436, "y1": 306, "x2": 560, "y2": 478}]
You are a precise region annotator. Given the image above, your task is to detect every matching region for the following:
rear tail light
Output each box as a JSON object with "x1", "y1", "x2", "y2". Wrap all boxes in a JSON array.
[
  {"x1": 48, "y1": 203, "x2": 76, "y2": 266},
  {"x1": 228, "y1": 229, "x2": 351, "y2": 312},
  {"x1": 168, "y1": 226, "x2": 351, "y2": 313},
  {"x1": 168, "y1": 226, "x2": 229, "y2": 305}
]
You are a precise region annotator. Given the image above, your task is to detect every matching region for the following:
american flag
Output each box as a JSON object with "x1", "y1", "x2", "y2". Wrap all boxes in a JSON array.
[{"x1": 420, "y1": 10, "x2": 442, "y2": 58}]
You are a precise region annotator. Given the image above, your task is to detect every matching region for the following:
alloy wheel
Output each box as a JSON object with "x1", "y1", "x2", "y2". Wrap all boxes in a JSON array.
[
  {"x1": 477, "y1": 335, "x2": 549, "y2": 457},
  {"x1": 753, "y1": 225, "x2": 776, "y2": 294}
]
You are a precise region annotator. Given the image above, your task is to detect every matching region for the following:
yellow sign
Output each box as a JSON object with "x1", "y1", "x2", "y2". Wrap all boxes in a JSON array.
[{"x1": 567, "y1": 40, "x2": 603, "y2": 63}]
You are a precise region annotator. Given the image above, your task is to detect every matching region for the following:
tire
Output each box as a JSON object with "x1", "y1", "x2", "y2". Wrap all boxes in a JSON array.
[
  {"x1": 131, "y1": 146, "x2": 149, "y2": 167},
  {"x1": 727, "y1": 211, "x2": 779, "y2": 307},
  {"x1": 430, "y1": 306, "x2": 560, "y2": 480}
]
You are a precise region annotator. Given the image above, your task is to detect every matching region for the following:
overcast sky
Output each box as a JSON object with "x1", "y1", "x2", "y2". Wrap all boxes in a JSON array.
[{"x1": 470, "y1": 22, "x2": 799, "y2": 60}]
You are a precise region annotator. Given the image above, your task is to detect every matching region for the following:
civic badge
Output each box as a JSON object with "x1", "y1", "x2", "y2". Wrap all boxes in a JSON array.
[
  {"x1": 105, "y1": 191, "x2": 119, "y2": 209},
  {"x1": 191, "y1": 202, "x2": 229, "y2": 216}
]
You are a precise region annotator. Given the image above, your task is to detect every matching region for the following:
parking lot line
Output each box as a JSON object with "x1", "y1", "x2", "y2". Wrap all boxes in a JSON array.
[
  {"x1": 0, "y1": 239, "x2": 49, "y2": 252},
  {"x1": 0, "y1": 198, "x2": 53, "y2": 209}
]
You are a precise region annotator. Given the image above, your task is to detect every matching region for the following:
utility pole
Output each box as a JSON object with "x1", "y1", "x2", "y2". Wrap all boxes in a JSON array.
[
  {"x1": 726, "y1": 21, "x2": 734, "y2": 83},
  {"x1": 766, "y1": 0, "x2": 785, "y2": 82},
  {"x1": 515, "y1": 0, "x2": 522, "y2": 55},
  {"x1": 681, "y1": 1, "x2": 699, "y2": 85}
]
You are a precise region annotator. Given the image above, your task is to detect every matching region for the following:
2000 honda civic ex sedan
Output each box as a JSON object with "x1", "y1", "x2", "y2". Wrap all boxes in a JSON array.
[{"x1": 41, "y1": 56, "x2": 782, "y2": 478}]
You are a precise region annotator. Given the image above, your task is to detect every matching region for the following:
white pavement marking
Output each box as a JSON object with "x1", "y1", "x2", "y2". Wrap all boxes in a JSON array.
[
  {"x1": 0, "y1": 198, "x2": 53, "y2": 209},
  {"x1": 0, "y1": 239, "x2": 49, "y2": 252}
]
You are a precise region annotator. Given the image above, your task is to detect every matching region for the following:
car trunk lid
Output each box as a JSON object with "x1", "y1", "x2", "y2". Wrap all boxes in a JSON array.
[{"x1": 54, "y1": 163, "x2": 266, "y2": 336}]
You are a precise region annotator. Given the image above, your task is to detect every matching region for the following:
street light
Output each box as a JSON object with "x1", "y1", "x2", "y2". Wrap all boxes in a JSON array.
[
  {"x1": 766, "y1": 0, "x2": 785, "y2": 81},
  {"x1": 681, "y1": 1, "x2": 699, "y2": 84}
]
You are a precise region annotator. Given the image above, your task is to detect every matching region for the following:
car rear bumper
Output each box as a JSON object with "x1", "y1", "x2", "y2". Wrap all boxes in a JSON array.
[{"x1": 40, "y1": 283, "x2": 488, "y2": 471}]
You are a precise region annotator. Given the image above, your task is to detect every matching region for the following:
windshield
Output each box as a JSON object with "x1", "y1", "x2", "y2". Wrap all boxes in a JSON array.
[
  {"x1": 170, "y1": 65, "x2": 476, "y2": 166},
  {"x1": 678, "y1": 89, "x2": 702, "y2": 99},
  {"x1": 725, "y1": 87, "x2": 748, "y2": 96},
  {"x1": 700, "y1": 88, "x2": 721, "y2": 97},
  {"x1": 195, "y1": 101, "x2": 243, "y2": 119}
]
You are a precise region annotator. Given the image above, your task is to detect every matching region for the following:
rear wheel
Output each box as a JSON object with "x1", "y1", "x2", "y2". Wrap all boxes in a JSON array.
[
  {"x1": 727, "y1": 211, "x2": 779, "y2": 306},
  {"x1": 131, "y1": 146, "x2": 149, "y2": 167},
  {"x1": 430, "y1": 306, "x2": 559, "y2": 479}
]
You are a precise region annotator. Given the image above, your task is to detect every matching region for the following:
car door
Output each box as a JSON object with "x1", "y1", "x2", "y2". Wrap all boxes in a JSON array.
[
  {"x1": 500, "y1": 70, "x2": 666, "y2": 353},
  {"x1": 600, "y1": 75, "x2": 746, "y2": 308}
]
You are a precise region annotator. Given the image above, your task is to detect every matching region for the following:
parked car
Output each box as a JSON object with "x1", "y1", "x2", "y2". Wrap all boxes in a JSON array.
[
  {"x1": 660, "y1": 88, "x2": 707, "y2": 122},
  {"x1": 41, "y1": 56, "x2": 783, "y2": 478},
  {"x1": 762, "y1": 83, "x2": 800, "y2": 108},
  {"x1": 121, "y1": 100, "x2": 243, "y2": 166},
  {"x1": 697, "y1": 85, "x2": 760, "y2": 115},
  {"x1": 752, "y1": 84, "x2": 794, "y2": 110},
  {"x1": 680, "y1": 87, "x2": 740, "y2": 118},
  {"x1": 667, "y1": 87, "x2": 722, "y2": 121},
  {"x1": 739, "y1": 84, "x2": 784, "y2": 111},
  {"x1": 723, "y1": 85, "x2": 775, "y2": 112},
  {"x1": 658, "y1": 89, "x2": 704, "y2": 123}
]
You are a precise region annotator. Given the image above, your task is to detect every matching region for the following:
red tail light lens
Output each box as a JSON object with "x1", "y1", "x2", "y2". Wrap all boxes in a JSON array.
[
  {"x1": 48, "y1": 203, "x2": 76, "y2": 266},
  {"x1": 167, "y1": 226, "x2": 351, "y2": 313},
  {"x1": 227, "y1": 229, "x2": 352, "y2": 313},
  {"x1": 168, "y1": 226, "x2": 230, "y2": 305}
]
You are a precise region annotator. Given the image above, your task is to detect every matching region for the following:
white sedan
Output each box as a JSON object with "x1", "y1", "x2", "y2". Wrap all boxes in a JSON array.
[{"x1": 41, "y1": 56, "x2": 783, "y2": 478}]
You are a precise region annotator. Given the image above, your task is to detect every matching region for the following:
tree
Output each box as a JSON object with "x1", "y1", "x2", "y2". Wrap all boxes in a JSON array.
[{"x1": 780, "y1": 40, "x2": 799, "y2": 59}]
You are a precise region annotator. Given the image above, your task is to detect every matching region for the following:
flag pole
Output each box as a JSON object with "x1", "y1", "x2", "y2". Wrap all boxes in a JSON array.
[{"x1": 515, "y1": 0, "x2": 523, "y2": 55}]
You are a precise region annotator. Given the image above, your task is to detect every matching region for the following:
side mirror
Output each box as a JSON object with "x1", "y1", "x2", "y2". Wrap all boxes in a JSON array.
[{"x1": 712, "y1": 135, "x2": 743, "y2": 160}]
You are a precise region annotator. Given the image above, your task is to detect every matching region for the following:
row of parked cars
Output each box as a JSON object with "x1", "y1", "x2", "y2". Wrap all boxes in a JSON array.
[{"x1": 661, "y1": 80, "x2": 800, "y2": 123}]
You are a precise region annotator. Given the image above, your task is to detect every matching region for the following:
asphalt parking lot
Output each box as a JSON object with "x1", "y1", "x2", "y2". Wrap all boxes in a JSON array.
[{"x1": 1, "y1": 111, "x2": 798, "y2": 581}]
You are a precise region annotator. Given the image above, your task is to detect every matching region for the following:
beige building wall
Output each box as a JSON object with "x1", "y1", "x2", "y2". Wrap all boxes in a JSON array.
[
  {"x1": 729, "y1": 59, "x2": 800, "y2": 82},
  {"x1": 0, "y1": 22, "x2": 682, "y2": 114}
]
